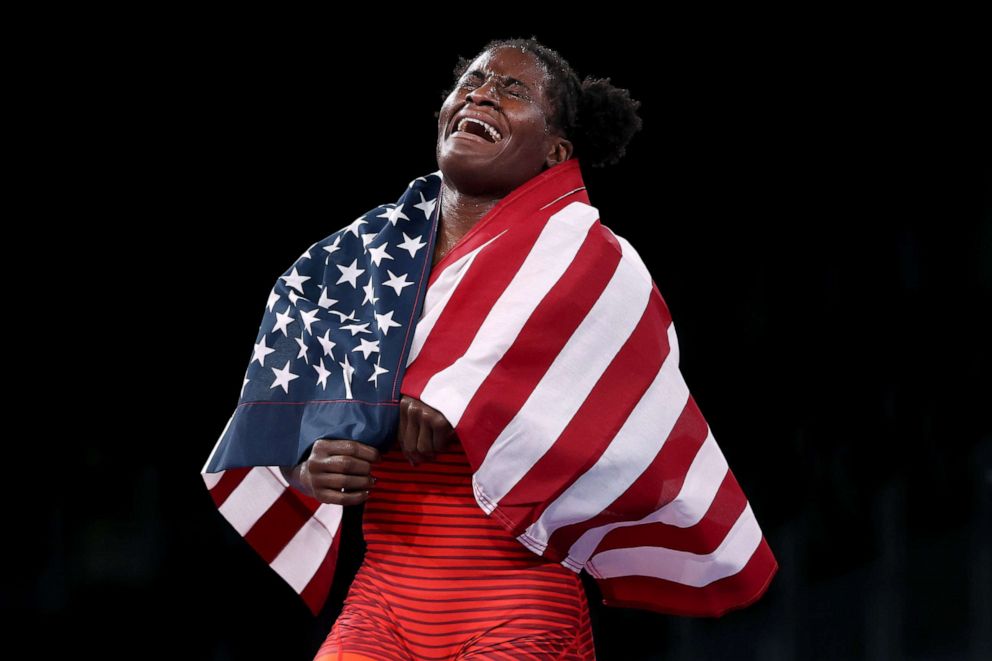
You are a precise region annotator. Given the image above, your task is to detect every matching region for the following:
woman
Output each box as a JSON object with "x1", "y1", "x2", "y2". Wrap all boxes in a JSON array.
[
  {"x1": 282, "y1": 38, "x2": 644, "y2": 660},
  {"x1": 207, "y1": 34, "x2": 775, "y2": 661}
]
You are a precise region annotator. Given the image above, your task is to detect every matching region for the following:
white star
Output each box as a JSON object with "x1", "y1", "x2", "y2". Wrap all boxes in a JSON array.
[
  {"x1": 240, "y1": 375, "x2": 250, "y2": 398},
  {"x1": 383, "y1": 270, "x2": 414, "y2": 296},
  {"x1": 352, "y1": 338, "x2": 380, "y2": 360},
  {"x1": 414, "y1": 191, "x2": 437, "y2": 219},
  {"x1": 345, "y1": 216, "x2": 368, "y2": 238},
  {"x1": 266, "y1": 289, "x2": 280, "y2": 313},
  {"x1": 361, "y1": 232, "x2": 377, "y2": 248},
  {"x1": 252, "y1": 335, "x2": 276, "y2": 366},
  {"x1": 374, "y1": 310, "x2": 402, "y2": 336},
  {"x1": 322, "y1": 235, "x2": 342, "y2": 256},
  {"x1": 295, "y1": 333, "x2": 310, "y2": 364},
  {"x1": 316, "y1": 329, "x2": 337, "y2": 358},
  {"x1": 362, "y1": 277, "x2": 379, "y2": 306},
  {"x1": 336, "y1": 259, "x2": 365, "y2": 288},
  {"x1": 368, "y1": 357, "x2": 389, "y2": 388},
  {"x1": 273, "y1": 305, "x2": 295, "y2": 336},
  {"x1": 299, "y1": 307, "x2": 320, "y2": 335},
  {"x1": 330, "y1": 309, "x2": 358, "y2": 323},
  {"x1": 378, "y1": 203, "x2": 409, "y2": 226},
  {"x1": 288, "y1": 290, "x2": 302, "y2": 306},
  {"x1": 340, "y1": 322, "x2": 372, "y2": 336},
  {"x1": 317, "y1": 286, "x2": 338, "y2": 310},
  {"x1": 368, "y1": 242, "x2": 393, "y2": 267},
  {"x1": 397, "y1": 232, "x2": 427, "y2": 257},
  {"x1": 313, "y1": 358, "x2": 332, "y2": 390},
  {"x1": 339, "y1": 354, "x2": 355, "y2": 399},
  {"x1": 281, "y1": 267, "x2": 311, "y2": 294},
  {"x1": 270, "y1": 360, "x2": 300, "y2": 394}
]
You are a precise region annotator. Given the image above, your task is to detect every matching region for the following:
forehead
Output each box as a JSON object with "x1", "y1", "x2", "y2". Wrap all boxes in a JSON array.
[{"x1": 464, "y1": 47, "x2": 548, "y2": 86}]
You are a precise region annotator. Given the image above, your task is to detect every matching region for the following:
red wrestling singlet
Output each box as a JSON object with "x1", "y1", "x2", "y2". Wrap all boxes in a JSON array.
[{"x1": 314, "y1": 439, "x2": 596, "y2": 660}]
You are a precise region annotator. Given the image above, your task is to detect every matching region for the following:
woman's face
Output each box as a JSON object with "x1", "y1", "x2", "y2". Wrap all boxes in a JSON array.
[{"x1": 436, "y1": 47, "x2": 573, "y2": 197}]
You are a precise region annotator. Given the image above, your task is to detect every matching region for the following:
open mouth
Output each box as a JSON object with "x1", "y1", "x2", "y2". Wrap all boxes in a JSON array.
[{"x1": 450, "y1": 116, "x2": 504, "y2": 144}]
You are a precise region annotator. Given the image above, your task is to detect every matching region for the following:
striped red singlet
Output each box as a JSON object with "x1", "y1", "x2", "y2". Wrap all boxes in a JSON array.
[{"x1": 314, "y1": 438, "x2": 596, "y2": 661}]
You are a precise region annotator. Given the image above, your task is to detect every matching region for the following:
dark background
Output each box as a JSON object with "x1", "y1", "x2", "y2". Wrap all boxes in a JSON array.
[{"x1": 17, "y1": 19, "x2": 989, "y2": 660}]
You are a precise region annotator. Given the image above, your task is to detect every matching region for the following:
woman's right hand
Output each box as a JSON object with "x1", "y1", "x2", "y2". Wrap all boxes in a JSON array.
[{"x1": 290, "y1": 439, "x2": 380, "y2": 506}]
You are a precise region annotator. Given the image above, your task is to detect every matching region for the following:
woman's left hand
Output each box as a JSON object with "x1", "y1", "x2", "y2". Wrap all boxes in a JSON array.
[{"x1": 398, "y1": 394, "x2": 457, "y2": 465}]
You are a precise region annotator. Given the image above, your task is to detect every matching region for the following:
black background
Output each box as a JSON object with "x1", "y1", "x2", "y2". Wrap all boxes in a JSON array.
[{"x1": 17, "y1": 17, "x2": 990, "y2": 661}]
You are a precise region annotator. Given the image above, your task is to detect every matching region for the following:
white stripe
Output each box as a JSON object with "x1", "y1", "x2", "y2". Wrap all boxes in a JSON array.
[
  {"x1": 585, "y1": 502, "x2": 762, "y2": 587},
  {"x1": 565, "y1": 430, "x2": 729, "y2": 567},
  {"x1": 202, "y1": 470, "x2": 224, "y2": 490},
  {"x1": 522, "y1": 323, "x2": 686, "y2": 552},
  {"x1": 269, "y1": 506, "x2": 342, "y2": 593},
  {"x1": 474, "y1": 255, "x2": 652, "y2": 509},
  {"x1": 407, "y1": 232, "x2": 504, "y2": 366},
  {"x1": 216, "y1": 466, "x2": 285, "y2": 536},
  {"x1": 419, "y1": 202, "x2": 600, "y2": 426}
]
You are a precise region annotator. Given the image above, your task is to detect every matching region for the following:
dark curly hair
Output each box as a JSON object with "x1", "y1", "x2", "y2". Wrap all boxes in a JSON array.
[{"x1": 439, "y1": 36, "x2": 643, "y2": 168}]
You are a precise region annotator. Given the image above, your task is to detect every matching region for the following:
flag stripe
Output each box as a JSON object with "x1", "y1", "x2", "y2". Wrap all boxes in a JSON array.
[
  {"x1": 417, "y1": 202, "x2": 601, "y2": 427},
  {"x1": 586, "y1": 501, "x2": 762, "y2": 586},
  {"x1": 479, "y1": 290, "x2": 673, "y2": 536},
  {"x1": 471, "y1": 241, "x2": 648, "y2": 507},
  {"x1": 270, "y1": 507, "x2": 344, "y2": 593},
  {"x1": 520, "y1": 323, "x2": 686, "y2": 552},
  {"x1": 217, "y1": 467, "x2": 285, "y2": 535},
  {"x1": 243, "y1": 487, "x2": 322, "y2": 563},
  {"x1": 406, "y1": 232, "x2": 504, "y2": 366}
]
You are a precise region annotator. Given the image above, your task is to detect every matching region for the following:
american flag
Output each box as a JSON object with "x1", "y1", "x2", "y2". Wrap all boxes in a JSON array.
[{"x1": 203, "y1": 158, "x2": 777, "y2": 618}]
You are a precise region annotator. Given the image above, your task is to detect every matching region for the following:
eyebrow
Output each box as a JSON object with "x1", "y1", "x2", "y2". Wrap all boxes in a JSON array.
[{"x1": 465, "y1": 69, "x2": 531, "y2": 91}]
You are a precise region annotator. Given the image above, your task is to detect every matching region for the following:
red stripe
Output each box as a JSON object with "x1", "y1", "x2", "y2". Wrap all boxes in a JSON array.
[
  {"x1": 595, "y1": 469, "x2": 746, "y2": 555},
  {"x1": 544, "y1": 394, "x2": 710, "y2": 560},
  {"x1": 490, "y1": 291, "x2": 672, "y2": 536},
  {"x1": 207, "y1": 467, "x2": 250, "y2": 508},
  {"x1": 453, "y1": 221, "x2": 620, "y2": 467},
  {"x1": 401, "y1": 210, "x2": 553, "y2": 397},
  {"x1": 243, "y1": 487, "x2": 321, "y2": 563},
  {"x1": 300, "y1": 520, "x2": 341, "y2": 616},
  {"x1": 596, "y1": 537, "x2": 779, "y2": 617}
]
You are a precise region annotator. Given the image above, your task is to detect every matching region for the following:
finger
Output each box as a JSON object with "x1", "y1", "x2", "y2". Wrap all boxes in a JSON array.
[
  {"x1": 313, "y1": 486, "x2": 372, "y2": 506},
  {"x1": 416, "y1": 416, "x2": 434, "y2": 459},
  {"x1": 312, "y1": 472, "x2": 375, "y2": 491},
  {"x1": 316, "y1": 439, "x2": 380, "y2": 463},
  {"x1": 321, "y1": 454, "x2": 372, "y2": 476}
]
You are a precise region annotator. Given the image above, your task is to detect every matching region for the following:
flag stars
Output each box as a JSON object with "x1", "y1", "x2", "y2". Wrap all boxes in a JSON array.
[
  {"x1": 322, "y1": 235, "x2": 342, "y2": 256},
  {"x1": 266, "y1": 289, "x2": 280, "y2": 313},
  {"x1": 368, "y1": 357, "x2": 389, "y2": 388},
  {"x1": 299, "y1": 307, "x2": 320, "y2": 335},
  {"x1": 414, "y1": 191, "x2": 437, "y2": 219},
  {"x1": 269, "y1": 360, "x2": 300, "y2": 394},
  {"x1": 316, "y1": 329, "x2": 337, "y2": 358},
  {"x1": 353, "y1": 338, "x2": 380, "y2": 360},
  {"x1": 336, "y1": 259, "x2": 366, "y2": 288},
  {"x1": 345, "y1": 216, "x2": 368, "y2": 238},
  {"x1": 252, "y1": 335, "x2": 276, "y2": 366},
  {"x1": 383, "y1": 270, "x2": 414, "y2": 296},
  {"x1": 374, "y1": 310, "x2": 402, "y2": 336},
  {"x1": 317, "y1": 286, "x2": 338, "y2": 310},
  {"x1": 273, "y1": 305, "x2": 296, "y2": 336},
  {"x1": 379, "y1": 203, "x2": 410, "y2": 226},
  {"x1": 362, "y1": 277, "x2": 379, "y2": 306},
  {"x1": 368, "y1": 242, "x2": 393, "y2": 267},
  {"x1": 313, "y1": 358, "x2": 332, "y2": 390},
  {"x1": 281, "y1": 267, "x2": 311, "y2": 294},
  {"x1": 339, "y1": 354, "x2": 355, "y2": 399},
  {"x1": 397, "y1": 232, "x2": 427, "y2": 258},
  {"x1": 340, "y1": 322, "x2": 372, "y2": 336},
  {"x1": 295, "y1": 333, "x2": 310, "y2": 364}
]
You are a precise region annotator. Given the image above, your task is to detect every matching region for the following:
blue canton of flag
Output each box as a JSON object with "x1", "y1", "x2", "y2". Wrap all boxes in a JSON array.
[{"x1": 204, "y1": 171, "x2": 443, "y2": 473}]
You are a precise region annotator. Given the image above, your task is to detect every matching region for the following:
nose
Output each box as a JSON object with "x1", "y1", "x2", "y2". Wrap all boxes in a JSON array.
[{"x1": 465, "y1": 79, "x2": 500, "y2": 107}]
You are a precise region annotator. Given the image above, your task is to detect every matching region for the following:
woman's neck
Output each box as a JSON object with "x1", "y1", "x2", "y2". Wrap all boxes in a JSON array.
[{"x1": 433, "y1": 180, "x2": 502, "y2": 266}]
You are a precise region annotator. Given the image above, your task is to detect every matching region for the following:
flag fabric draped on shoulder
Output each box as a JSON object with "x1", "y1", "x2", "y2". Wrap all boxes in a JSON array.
[
  {"x1": 200, "y1": 172, "x2": 441, "y2": 614},
  {"x1": 401, "y1": 158, "x2": 778, "y2": 617}
]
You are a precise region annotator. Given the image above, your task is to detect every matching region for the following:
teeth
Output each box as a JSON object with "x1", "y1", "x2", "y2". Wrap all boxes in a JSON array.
[{"x1": 456, "y1": 117, "x2": 502, "y2": 142}]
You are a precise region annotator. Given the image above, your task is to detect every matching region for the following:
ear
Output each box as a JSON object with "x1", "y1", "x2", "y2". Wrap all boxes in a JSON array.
[{"x1": 545, "y1": 136, "x2": 574, "y2": 168}]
